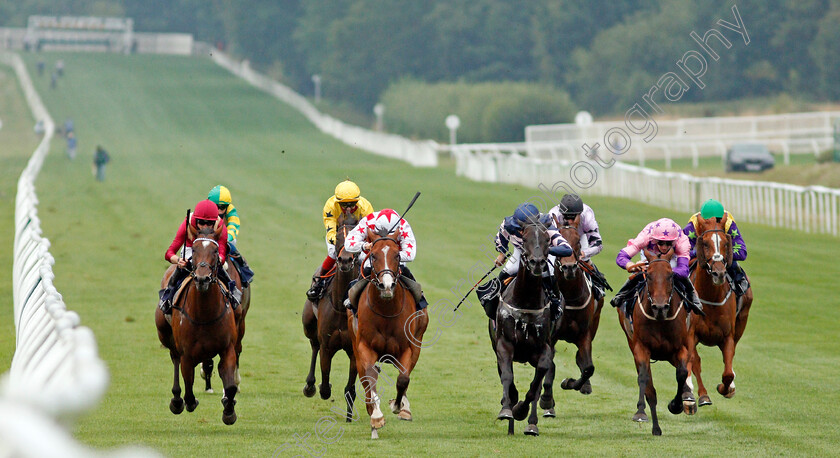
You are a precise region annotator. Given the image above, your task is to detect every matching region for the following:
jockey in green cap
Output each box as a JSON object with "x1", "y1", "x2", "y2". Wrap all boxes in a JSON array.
[{"x1": 208, "y1": 185, "x2": 254, "y2": 285}]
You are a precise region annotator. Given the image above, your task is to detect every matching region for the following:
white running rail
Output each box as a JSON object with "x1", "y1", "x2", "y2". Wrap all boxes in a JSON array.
[{"x1": 453, "y1": 143, "x2": 840, "y2": 236}]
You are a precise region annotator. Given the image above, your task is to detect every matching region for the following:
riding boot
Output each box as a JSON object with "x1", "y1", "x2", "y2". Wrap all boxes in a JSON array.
[
  {"x1": 543, "y1": 276, "x2": 564, "y2": 322},
  {"x1": 344, "y1": 277, "x2": 370, "y2": 316},
  {"x1": 497, "y1": 270, "x2": 513, "y2": 294},
  {"x1": 675, "y1": 276, "x2": 704, "y2": 316},
  {"x1": 610, "y1": 274, "x2": 644, "y2": 318},
  {"x1": 306, "y1": 266, "x2": 327, "y2": 302},
  {"x1": 727, "y1": 261, "x2": 749, "y2": 297},
  {"x1": 159, "y1": 266, "x2": 189, "y2": 314},
  {"x1": 399, "y1": 266, "x2": 428, "y2": 310},
  {"x1": 218, "y1": 264, "x2": 241, "y2": 308},
  {"x1": 230, "y1": 252, "x2": 254, "y2": 286}
]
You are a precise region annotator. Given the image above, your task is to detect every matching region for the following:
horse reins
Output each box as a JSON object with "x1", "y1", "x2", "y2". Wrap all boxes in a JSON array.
[
  {"x1": 365, "y1": 236, "x2": 406, "y2": 318},
  {"x1": 637, "y1": 259, "x2": 682, "y2": 321},
  {"x1": 173, "y1": 236, "x2": 231, "y2": 326},
  {"x1": 692, "y1": 228, "x2": 734, "y2": 307}
]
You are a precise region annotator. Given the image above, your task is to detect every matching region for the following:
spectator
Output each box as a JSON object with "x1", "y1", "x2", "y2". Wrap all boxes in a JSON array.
[
  {"x1": 66, "y1": 131, "x2": 77, "y2": 160},
  {"x1": 55, "y1": 60, "x2": 64, "y2": 77},
  {"x1": 93, "y1": 145, "x2": 110, "y2": 182},
  {"x1": 64, "y1": 119, "x2": 74, "y2": 137},
  {"x1": 37, "y1": 60, "x2": 44, "y2": 76},
  {"x1": 50, "y1": 71, "x2": 57, "y2": 89}
]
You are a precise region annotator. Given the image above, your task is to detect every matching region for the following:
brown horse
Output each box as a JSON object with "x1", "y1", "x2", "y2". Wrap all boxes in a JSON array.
[
  {"x1": 689, "y1": 214, "x2": 753, "y2": 405},
  {"x1": 490, "y1": 222, "x2": 554, "y2": 436},
  {"x1": 302, "y1": 213, "x2": 360, "y2": 421},
  {"x1": 199, "y1": 261, "x2": 251, "y2": 394},
  {"x1": 155, "y1": 224, "x2": 239, "y2": 425},
  {"x1": 540, "y1": 218, "x2": 604, "y2": 416},
  {"x1": 617, "y1": 248, "x2": 696, "y2": 436},
  {"x1": 347, "y1": 233, "x2": 428, "y2": 439}
]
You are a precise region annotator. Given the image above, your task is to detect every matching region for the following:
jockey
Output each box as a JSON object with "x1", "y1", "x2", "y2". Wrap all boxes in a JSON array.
[
  {"x1": 610, "y1": 218, "x2": 702, "y2": 316},
  {"x1": 306, "y1": 180, "x2": 374, "y2": 301},
  {"x1": 208, "y1": 185, "x2": 254, "y2": 286},
  {"x1": 342, "y1": 208, "x2": 427, "y2": 313},
  {"x1": 158, "y1": 200, "x2": 240, "y2": 314},
  {"x1": 479, "y1": 202, "x2": 573, "y2": 321},
  {"x1": 547, "y1": 193, "x2": 611, "y2": 298},
  {"x1": 683, "y1": 199, "x2": 749, "y2": 298}
]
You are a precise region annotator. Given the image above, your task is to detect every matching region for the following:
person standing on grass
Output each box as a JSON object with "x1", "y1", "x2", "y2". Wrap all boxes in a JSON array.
[
  {"x1": 93, "y1": 145, "x2": 110, "y2": 182},
  {"x1": 66, "y1": 131, "x2": 77, "y2": 160}
]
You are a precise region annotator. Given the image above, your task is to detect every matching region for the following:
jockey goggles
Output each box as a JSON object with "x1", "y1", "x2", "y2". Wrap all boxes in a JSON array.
[
  {"x1": 196, "y1": 218, "x2": 215, "y2": 226},
  {"x1": 339, "y1": 201, "x2": 357, "y2": 208},
  {"x1": 656, "y1": 240, "x2": 673, "y2": 247}
]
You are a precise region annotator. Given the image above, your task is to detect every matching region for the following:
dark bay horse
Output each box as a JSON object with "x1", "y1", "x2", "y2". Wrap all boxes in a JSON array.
[
  {"x1": 540, "y1": 218, "x2": 603, "y2": 416},
  {"x1": 348, "y1": 233, "x2": 428, "y2": 439},
  {"x1": 199, "y1": 260, "x2": 251, "y2": 394},
  {"x1": 155, "y1": 224, "x2": 239, "y2": 425},
  {"x1": 689, "y1": 214, "x2": 753, "y2": 405},
  {"x1": 617, "y1": 248, "x2": 696, "y2": 436},
  {"x1": 302, "y1": 214, "x2": 360, "y2": 421},
  {"x1": 490, "y1": 222, "x2": 554, "y2": 436}
]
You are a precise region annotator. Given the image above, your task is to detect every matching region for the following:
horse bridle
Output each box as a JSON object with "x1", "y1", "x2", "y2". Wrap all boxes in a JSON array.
[
  {"x1": 698, "y1": 228, "x2": 729, "y2": 275},
  {"x1": 365, "y1": 236, "x2": 405, "y2": 318},
  {"x1": 173, "y1": 237, "x2": 230, "y2": 326},
  {"x1": 639, "y1": 258, "x2": 680, "y2": 321},
  {"x1": 190, "y1": 237, "x2": 219, "y2": 282}
]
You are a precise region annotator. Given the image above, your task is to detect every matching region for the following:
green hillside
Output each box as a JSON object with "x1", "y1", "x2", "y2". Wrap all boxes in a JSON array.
[{"x1": 6, "y1": 52, "x2": 839, "y2": 456}]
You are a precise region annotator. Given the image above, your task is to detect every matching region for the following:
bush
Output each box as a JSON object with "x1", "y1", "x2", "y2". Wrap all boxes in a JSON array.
[{"x1": 380, "y1": 80, "x2": 576, "y2": 143}]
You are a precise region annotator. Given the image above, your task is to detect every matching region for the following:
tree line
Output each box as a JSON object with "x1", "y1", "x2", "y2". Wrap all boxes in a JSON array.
[{"x1": 3, "y1": 0, "x2": 838, "y2": 115}]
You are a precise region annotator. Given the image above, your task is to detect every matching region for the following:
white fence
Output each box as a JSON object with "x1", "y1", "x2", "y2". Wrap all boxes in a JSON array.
[
  {"x1": 209, "y1": 49, "x2": 439, "y2": 168},
  {"x1": 454, "y1": 143, "x2": 840, "y2": 236},
  {"x1": 525, "y1": 111, "x2": 840, "y2": 168},
  {"x1": 1, "y1": 52, "x2": 152, "y2": 457}
]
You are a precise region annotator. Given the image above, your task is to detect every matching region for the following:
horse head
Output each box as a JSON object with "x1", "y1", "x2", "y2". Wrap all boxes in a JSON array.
[
  {"x1": 642, "y1": 247, "x2": 676, "y2": 321},
  {"x1": 520, "y1": 221, "x2": 550, "y2": 277},
  {"x1": 335, "y1": 213, "x2": 359, "y2": 273},
  {"x1": 554, "y1": 216, "x2": 581, "y2": 281},
  {"x1": 695, "y1": 214, "x2": 732, "y2": 285},
  {"x1": 191, "y1": 225, "x2": 223, "y2": 291},
  {"x1": 369, "y1": 234, "x2": 401, "y2": 300}
]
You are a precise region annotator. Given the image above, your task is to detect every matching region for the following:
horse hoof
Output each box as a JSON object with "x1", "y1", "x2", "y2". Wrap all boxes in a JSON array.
[
  {"x1": 652, "y1": 426, "x2": 662, "y2": 436},
  {"x1": 497, "y1": 408, "x2": 513, "y2": 420},
  {"x1": 389, "y1": 399, "x2": 400, "y2": 414},
  {"x1": 371, "y1": 415, "x2": 385, "y2": 429},
  {"x1": 524, "y1": 424, "x2": 539, "y2": 436},
  {"x1": 539, "y1": 395, "x2": 554, "y2": 410},
  {"x1": 718, "y1": 383, "x2": 736, "y2": 398},
  {"x1": 303, "y1": 384, "x2": 316, "y2": 398},
  {"x1": 186, "y1": 399, "x2": 199, "y2": 413},
  {"x1": 398, "y1": 410, "x2": 412, "y2": 421},
  {"x1": 698, "y1": 395, "x2": 713, "y2": 406},
  {"x1": 205, "y1": 388, "x2": 214, "y2": 394},
  {"x1": 684, "y1": 398, "x2": 697, "y2": 416},
  {"x1": 222, "y1": 411, "x2": 237, "y2": 425},
  {"x1": 542, "y1": 408, "x2": 556, "y2": 418},
  {"x1": 319, "y1": 383, "x2": 331, "y2": 400},
  {"x1": 581, "y1": 382, "x2": 593, "y2": 395},
  {"x1": 170, "y1": 398, "x2": 184, "y2": 415},
  {"x1": 668, "y1": 399, "x2": 682, "y2": 415},
  {"x1": 560, "y1": 378, "x2": 575, "y2": 390},
  {"x1": 632, "y1": 412, "x2": 648, "y2": 423},
  {"x1": 512, "y1": 402, "x2": 529, "y2": 421},
  {"x1": 371, "y1": 428, "x2": 379, "y2": 440}
]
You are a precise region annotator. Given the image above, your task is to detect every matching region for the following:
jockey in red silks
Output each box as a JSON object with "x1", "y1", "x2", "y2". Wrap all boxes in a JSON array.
[
  {"x1": 342, "y1": 208, "x2": 427, "y2": 313},
  {"x1": 610, "y1": 217, "x2": 703, "y2": 316},
  {"x1": 158, "y1": 199, "x2": 239, "y2": 314}
]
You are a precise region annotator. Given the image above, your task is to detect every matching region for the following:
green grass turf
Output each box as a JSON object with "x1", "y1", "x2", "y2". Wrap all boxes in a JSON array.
[{"x1": 5, "y1": 52, "x2": 839, "y2": 456}]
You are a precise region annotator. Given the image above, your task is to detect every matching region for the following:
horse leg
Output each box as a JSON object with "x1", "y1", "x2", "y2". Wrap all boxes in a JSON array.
[
  {"x1": 513, "y1": 346, "x2": 551, "y2": 422},
  {"x1": 180, "y1": 357, "x2": 198, "y2": 413},
  {"x1": 734, "y1": 290, "x2": 752, "y2": 343},
  {"x1": 495, "y1": 340, "x2": 515, "y2": 427},
  {"x1": 319, "y1": 345, "x2": 335, "y2": 400},
  {"x1": 563, "y1": 337, "x2": 595, "y2": 394},
  {"x1": 389, "y1": 350, "x2": 415, "y2": 421},
  {"x1": 523, "y1": 347, "x2": 552, "y2": 435},
  {"x1": 355, "y1": 343, "x2": 384, "y2": 437},
  {"x1": 644, "y1": 365, "x2": 660, "y2": 436},
  {"x1": 219, "y1": 345, "x2": 239, "y2": 425},
  {"x1": 169, "y1": 351, "x2": 184, "y2": 414},
  {"x1": 343, "y1": 354, "x2": 358, "y2": 423},
  {"x1": 303, "y1": 336, "x2": 319, "y2": 398},
  {"x1": 717, "y1": 336, "x2": 737, "y2": 398},
  {"x1": 668, "y1": 347, "x2": 695, "y2": 416},
  {"x1": 691, "y1": 345, "x2": 711, "y2": 406},
  {"x1": 631, "y1": 345, "x2": 653, "y2": 429},
  {"x1": 201, "y1": 359, "x2": 214, "y2": 393},
  {"x1": 540, "y1": 352, "x2": 556, "y2": 417}
]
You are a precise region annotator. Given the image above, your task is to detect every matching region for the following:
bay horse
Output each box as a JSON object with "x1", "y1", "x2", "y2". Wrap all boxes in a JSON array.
[
  {"x1": 154, "y1": 224, "x2": 239, "y2": 425},
  {"x1": 617, "y1": 248, "x2": 696, "y2": 436},
  {"x1": 347, "y1": 232, "x2": 428, "y2": 439},
  {"x1": 489, "y1": 222, "x2": 554, "y2": 436},
  {"x1": 199, "y1": 261, "x2": 251, "y2": 394},
  {"x1": 540, "y1": 218, "x2": 603, "y2": 416},
  {"x1": 689, "y1": 214, "x2": 753, "y2": 405},
  {"x1": 302, "y1": 213, "x2": 360, "y2": 422}
]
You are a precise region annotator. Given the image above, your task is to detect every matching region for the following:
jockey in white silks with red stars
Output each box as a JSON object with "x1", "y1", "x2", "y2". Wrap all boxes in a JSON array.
[{"x1": 343, "y1": 209, "x2": 428, "y2": 312}]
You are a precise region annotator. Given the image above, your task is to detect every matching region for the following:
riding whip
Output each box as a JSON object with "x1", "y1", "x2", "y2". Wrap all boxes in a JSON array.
[
  {"x1": 386, "y1": 191, "x2": 421, "y2": 234},
  {"x1": 453, "y1": 252, "x2": 510, "y2": 312},
  {"x1": 181, "y1": 209, "x2": 191, "y2": 263}
]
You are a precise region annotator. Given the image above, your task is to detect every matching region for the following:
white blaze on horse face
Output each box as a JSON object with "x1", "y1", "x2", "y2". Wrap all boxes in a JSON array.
[
  {"x1": 203, "y1": 240, "x2": 212, "y2": 249},
  {"x1": 380, "y1": 245, "x2": 394, "y2": 290},
  {"x1": 711, "y1": 233, "x2": 724, "y2": 263}
]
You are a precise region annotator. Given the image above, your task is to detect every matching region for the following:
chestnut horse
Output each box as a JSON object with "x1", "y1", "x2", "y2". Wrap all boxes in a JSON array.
[
  {"x1": 199, "y1": 261, "x2": 250, "y2": 394},
  {"x1": 617, "y1": 248, "x2": 696, "y2": 436},
  {"x1": 490, "y1": 222, "x2": 554, "y2": 436},
  {"x1": 302, "y1": 213, "x2": 360, "y2": 421},
  {"x1": 689, "y1": 214, "x2": 753, "y2": 405},
  {"x1": 540, "y1": 218, "x2": 604, "y2": 416},
  {"x1": 155, "y1": 224, "x2": 239, "y2": 425},
  {"x1": 348, "y1": 233, "x2": 428, "y2": 439}
]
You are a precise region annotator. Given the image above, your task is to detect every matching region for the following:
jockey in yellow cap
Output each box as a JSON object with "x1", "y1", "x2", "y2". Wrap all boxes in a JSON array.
[{"x1": 306, "y1": 180, "x2": 374, "y2": 301}]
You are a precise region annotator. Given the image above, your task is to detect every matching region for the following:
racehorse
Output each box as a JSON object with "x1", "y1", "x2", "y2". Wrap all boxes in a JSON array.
[
  {"x1": 540, "y1": 218, "x2": 603, "y2": 416},
  {"x1": 617, "y1": 248, "x2": 696, "y2": 436},
  {"x1": 199, "y1": 260, "x2": 251, "y2": 394},
  {"x1": 155, "y1": 224, "x2": 239, "y2": 425},
  {"x1": 302, "y1": 213, "x2": 360, "y2": 422},
  {"x1": 689, "y1": 214, "x2": 753, "y2": 405},
  {"x1": 347, "y1": 232, "x2": 428, "y2": 439},
  {"x1": 490, "y1": 222, "x2": 554, "y2": 436}
]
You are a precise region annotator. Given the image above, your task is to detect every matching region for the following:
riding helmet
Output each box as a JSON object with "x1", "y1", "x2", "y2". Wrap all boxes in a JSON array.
[
  {"x1": 559, "y1": 193, "x2": 583, "y2": 215},
  {"x1": 334, "y1": 180, "x2": 361, "y2": 203},
  {"x1": 513, "y1": 203, "x2": 540, "y2": 223},
  {"x1": 208, "y1": 185, "x2": 232, "y2": 206},
  {"x1": 700, "y1": 199, "x2": 725, "y2": 219}
]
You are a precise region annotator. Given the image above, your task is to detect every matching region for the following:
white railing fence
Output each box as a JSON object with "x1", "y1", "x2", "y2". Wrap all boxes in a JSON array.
[
  {"x1": 525, "y1": 111, "x2": 840, "y2": 167},
  {"x1": 1, "y1": 51, "x2": 154, "y2": 457},
  {"x1": 208, "y1": 48, "x2": 439, "y2": 168},
  {"x1": 454, "y1": 143, "x2": 840, "y2": 237}
]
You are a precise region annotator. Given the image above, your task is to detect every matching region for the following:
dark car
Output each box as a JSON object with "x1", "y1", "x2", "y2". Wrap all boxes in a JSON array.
[{"x1": 726, "y1": 143, "x2": 775, "y2": 172}]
